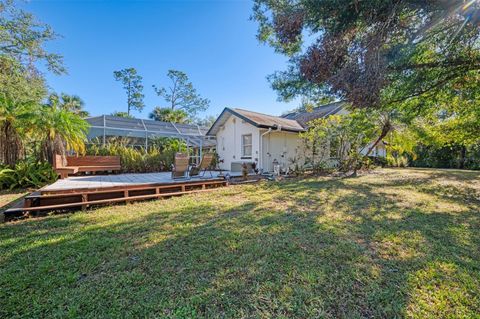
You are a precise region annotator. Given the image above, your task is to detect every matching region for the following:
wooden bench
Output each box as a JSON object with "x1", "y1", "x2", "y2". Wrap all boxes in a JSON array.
[{"x1": 54, "y1": 155, "x2": 121, "y2": 179}]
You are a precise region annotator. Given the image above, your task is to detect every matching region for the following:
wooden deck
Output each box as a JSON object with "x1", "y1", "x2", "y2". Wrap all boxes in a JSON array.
[
  {"x1": 41, "y1": 171, "x2": 224, "y2": 194},
  {"x1": 3, "y1": 171, "x2": 228, "y2": 220}
]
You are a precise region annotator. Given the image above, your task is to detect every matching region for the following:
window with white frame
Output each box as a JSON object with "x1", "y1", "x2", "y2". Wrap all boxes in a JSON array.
[{"x1": 241, "y1": 134, "x2": 252, "y2": 158}]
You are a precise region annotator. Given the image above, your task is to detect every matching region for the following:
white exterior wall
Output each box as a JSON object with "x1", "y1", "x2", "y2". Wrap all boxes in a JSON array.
[
  {"x1": 214, "y1": 108, "x2": 387, "y2": 173},
  {"x1": 376, "y1": 144, "x2": 387, "y2": 157},
  {"x1": 215, "y1": 115, "x2": 260, "y2": 171},
  {"x1": 261, "y1": 130, "x2": 302, "y2": 172},
  {"x1": 360, "y1": 143, "x2": 387, "y2": 157}
]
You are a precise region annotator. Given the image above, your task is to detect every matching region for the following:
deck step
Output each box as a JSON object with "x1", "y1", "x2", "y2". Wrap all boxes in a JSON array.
[
  {"x1": 3, "y1": 179, "x2": 228, "y2": 219},
  {"x1": 25, "y1": 191, "x2": 41, "y2": 198},
  {"x1": 2, "y1": 198, "x2": 27, "y2": 221}
]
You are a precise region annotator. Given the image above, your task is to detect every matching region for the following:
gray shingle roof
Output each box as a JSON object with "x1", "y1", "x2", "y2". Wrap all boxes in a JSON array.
[
  {"x1": 206, "y1": 107, "x2": 306, "y2": 136},
  {"x1": 233, "y1": 108, "x2": 305, "y2": 131},
  {"x1": 281, "y1": 101, "x2": 346, "y2": 127},
  {"x1": 207, "y1": 102, "x2": 347, "y2": 136}
]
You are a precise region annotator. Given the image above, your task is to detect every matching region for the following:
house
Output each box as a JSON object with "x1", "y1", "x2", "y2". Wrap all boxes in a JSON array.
[{"x1": 207, "y1": 102, "x2": 386, "y2": 173}]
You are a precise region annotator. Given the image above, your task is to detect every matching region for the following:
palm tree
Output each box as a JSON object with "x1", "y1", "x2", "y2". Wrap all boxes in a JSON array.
[
  {"x1": 111, "y1": 111, "x2": 134, "y2": 118},
  {"x1": 0, "y1": 57, "x2": 46, "y2": 166},
  {"x1": 48, "y1": 93, "x2": 89, "y2": 118},
  {"x1": 0, "y1": 99, "x2": 27, "y2": 166},
  {"x1": 149, "y1": 107, "x2": 189, "y2": 123},
  {"x1": 36, "y1": 100, "x2": 90, "y2": 165}
]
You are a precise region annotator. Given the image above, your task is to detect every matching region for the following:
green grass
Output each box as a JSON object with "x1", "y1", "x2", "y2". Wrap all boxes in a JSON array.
[{"x1": 1, "y1": 168, "x2": 479, "y2": 318}]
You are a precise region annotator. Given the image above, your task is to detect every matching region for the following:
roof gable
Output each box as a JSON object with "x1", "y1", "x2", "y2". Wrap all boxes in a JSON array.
[{"x1": 206, "y1": 108, "x2": 305, "y2": 136}]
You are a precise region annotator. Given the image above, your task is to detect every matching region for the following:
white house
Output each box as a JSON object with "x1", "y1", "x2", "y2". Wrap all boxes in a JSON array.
[{"x1": 207, "y1": 102, "x2": 386, "y2": 173}]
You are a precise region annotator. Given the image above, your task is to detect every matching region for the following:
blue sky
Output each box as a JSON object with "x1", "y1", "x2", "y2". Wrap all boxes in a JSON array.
[{"x1": 26, "y1": 0, "x2": 299, "y2": 119}]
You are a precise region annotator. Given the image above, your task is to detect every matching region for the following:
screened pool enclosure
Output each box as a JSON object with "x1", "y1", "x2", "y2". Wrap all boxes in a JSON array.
[{"x1": 86, "y1": 115, "x2": 216, "y2": 164}]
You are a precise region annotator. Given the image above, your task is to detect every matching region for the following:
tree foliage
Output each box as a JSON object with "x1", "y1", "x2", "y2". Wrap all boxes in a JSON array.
[
  {"x1": 300, "y1": 110, "x2": 378, "y2": 172},
  {"x1": 111, "y1": 111, "x2": 133, "y2": 119},
  {"x1": 385, "y1": 126, "x2": 419, "y2": 167},
  {"x1": 149, "y1": 106, "x2": 189, "y2": 123},
  {"x1": 0, "y1": 56, "x2": 46, "y2": 166},
  {"x1": 0, "y1": 0, "x2": 63, "y2": 166},
  {"x1": 153, "y1": 70, "x2": 210, "y2": 120},
  {"x1": 0, "y1": 0, "x2": 90, "y2": 177},
  {"x1": 113, "y1": 67, "x2": 145, "y2": 115},
  {"x1": 253, "y1": 0, "x2": 480, "y2": 109},
  {"x1": 196, "y1": 115, "x2": 217, "y2": 127},
  {"x1": 416, "y1": 84, "x2": 480, "y2": 148},
  {"x1": 47, "y1": 92, "x2": 89, "y2": 118},
  {"x1": 0, "y1": 0, "x2": 65, "y2": 74},
  {"x1": 381, "y1": 81, "x2": 480, "y2": 169}
]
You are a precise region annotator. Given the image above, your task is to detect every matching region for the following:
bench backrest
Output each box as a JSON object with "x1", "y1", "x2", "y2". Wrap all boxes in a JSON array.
[
  {"x1": 54, "y1": 154, "x2": 65, "y2": 169},
  {"x1": 66, "y1": 156, "x2": 121, "y2": 167}
]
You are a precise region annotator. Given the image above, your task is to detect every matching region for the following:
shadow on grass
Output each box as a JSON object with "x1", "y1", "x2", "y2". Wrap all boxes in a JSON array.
[{"x1": 1, "y1": 169, "x2": 479, "y2": 318}]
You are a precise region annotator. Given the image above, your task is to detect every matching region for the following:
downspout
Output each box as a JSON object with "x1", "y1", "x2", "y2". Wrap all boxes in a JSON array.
[{"x1": 260, "y1": 128, "x2": 272, "y2": 172}]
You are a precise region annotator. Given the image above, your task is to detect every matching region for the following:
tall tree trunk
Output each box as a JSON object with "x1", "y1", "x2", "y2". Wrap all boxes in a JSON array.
[
  {"x1": 0, "y1": 120, "x2": 24, "y2": 167},
  {"x1": 364, "y1": 120, "x2": 392, "y2": 158},
  {"x1": 459, "y1": 145, "x2": 467, "y2": 169},
  {"x1": 41, "y1": 135, "x2": 66, "y2": 166},
  {"x1": 351, "y1": 118, "x2": 392, "y2": 177}
]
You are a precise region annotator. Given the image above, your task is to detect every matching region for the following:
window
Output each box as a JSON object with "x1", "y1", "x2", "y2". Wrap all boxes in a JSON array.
[{"x1": 242, "y1": 134, "x2": 252, "y2": 158}]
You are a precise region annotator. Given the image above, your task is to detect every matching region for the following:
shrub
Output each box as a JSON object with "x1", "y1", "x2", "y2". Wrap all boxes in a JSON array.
[
  {"x1": 410, "y1": 144, "x2": 480, "y2": 170},
  {"x1": 387, "y1": 155, "x2": 409, "y2": 167},
  {"x1": 0, "y1": 160, "x2": 57, "y2": 190},
  {"x1": 367, "y1": 155, "x2": 387, "y2": 167},
  {"x1": 87, "y1": 138, "x2": 187, "y2": 173}
]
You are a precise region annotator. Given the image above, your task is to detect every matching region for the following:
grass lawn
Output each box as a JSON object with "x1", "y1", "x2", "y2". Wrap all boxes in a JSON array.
[
  {"x1": 1, "y1": 168, "x2": 479, "y2": 318},
  {"x1": 0, "y1": 190, "x2": 28, "y2": 222},
  {"x1": 0, "y1": 189, "x2": 27, "y2": 209}
]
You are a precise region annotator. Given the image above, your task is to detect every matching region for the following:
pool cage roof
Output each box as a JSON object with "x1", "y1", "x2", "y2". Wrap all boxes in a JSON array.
[{"x1": 86, "y1": 115, "x2": 216, "y2": 148}]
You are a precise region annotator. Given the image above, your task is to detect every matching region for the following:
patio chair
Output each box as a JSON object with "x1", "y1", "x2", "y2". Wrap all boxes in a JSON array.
[
  {"x1": 171, "y1": 153, "x2": 190, "y2": 179},
  {"x1": 189, "y1": 153, "x2": 215, "y2": 178}
]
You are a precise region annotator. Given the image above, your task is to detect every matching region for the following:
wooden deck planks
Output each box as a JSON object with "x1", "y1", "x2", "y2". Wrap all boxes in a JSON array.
[
  {"x1": 41, "y1": 171, "x2": 224, "y2": 193},
  {"x1": 3, "y1": 173, "x2": 229, "y2": 219}
]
